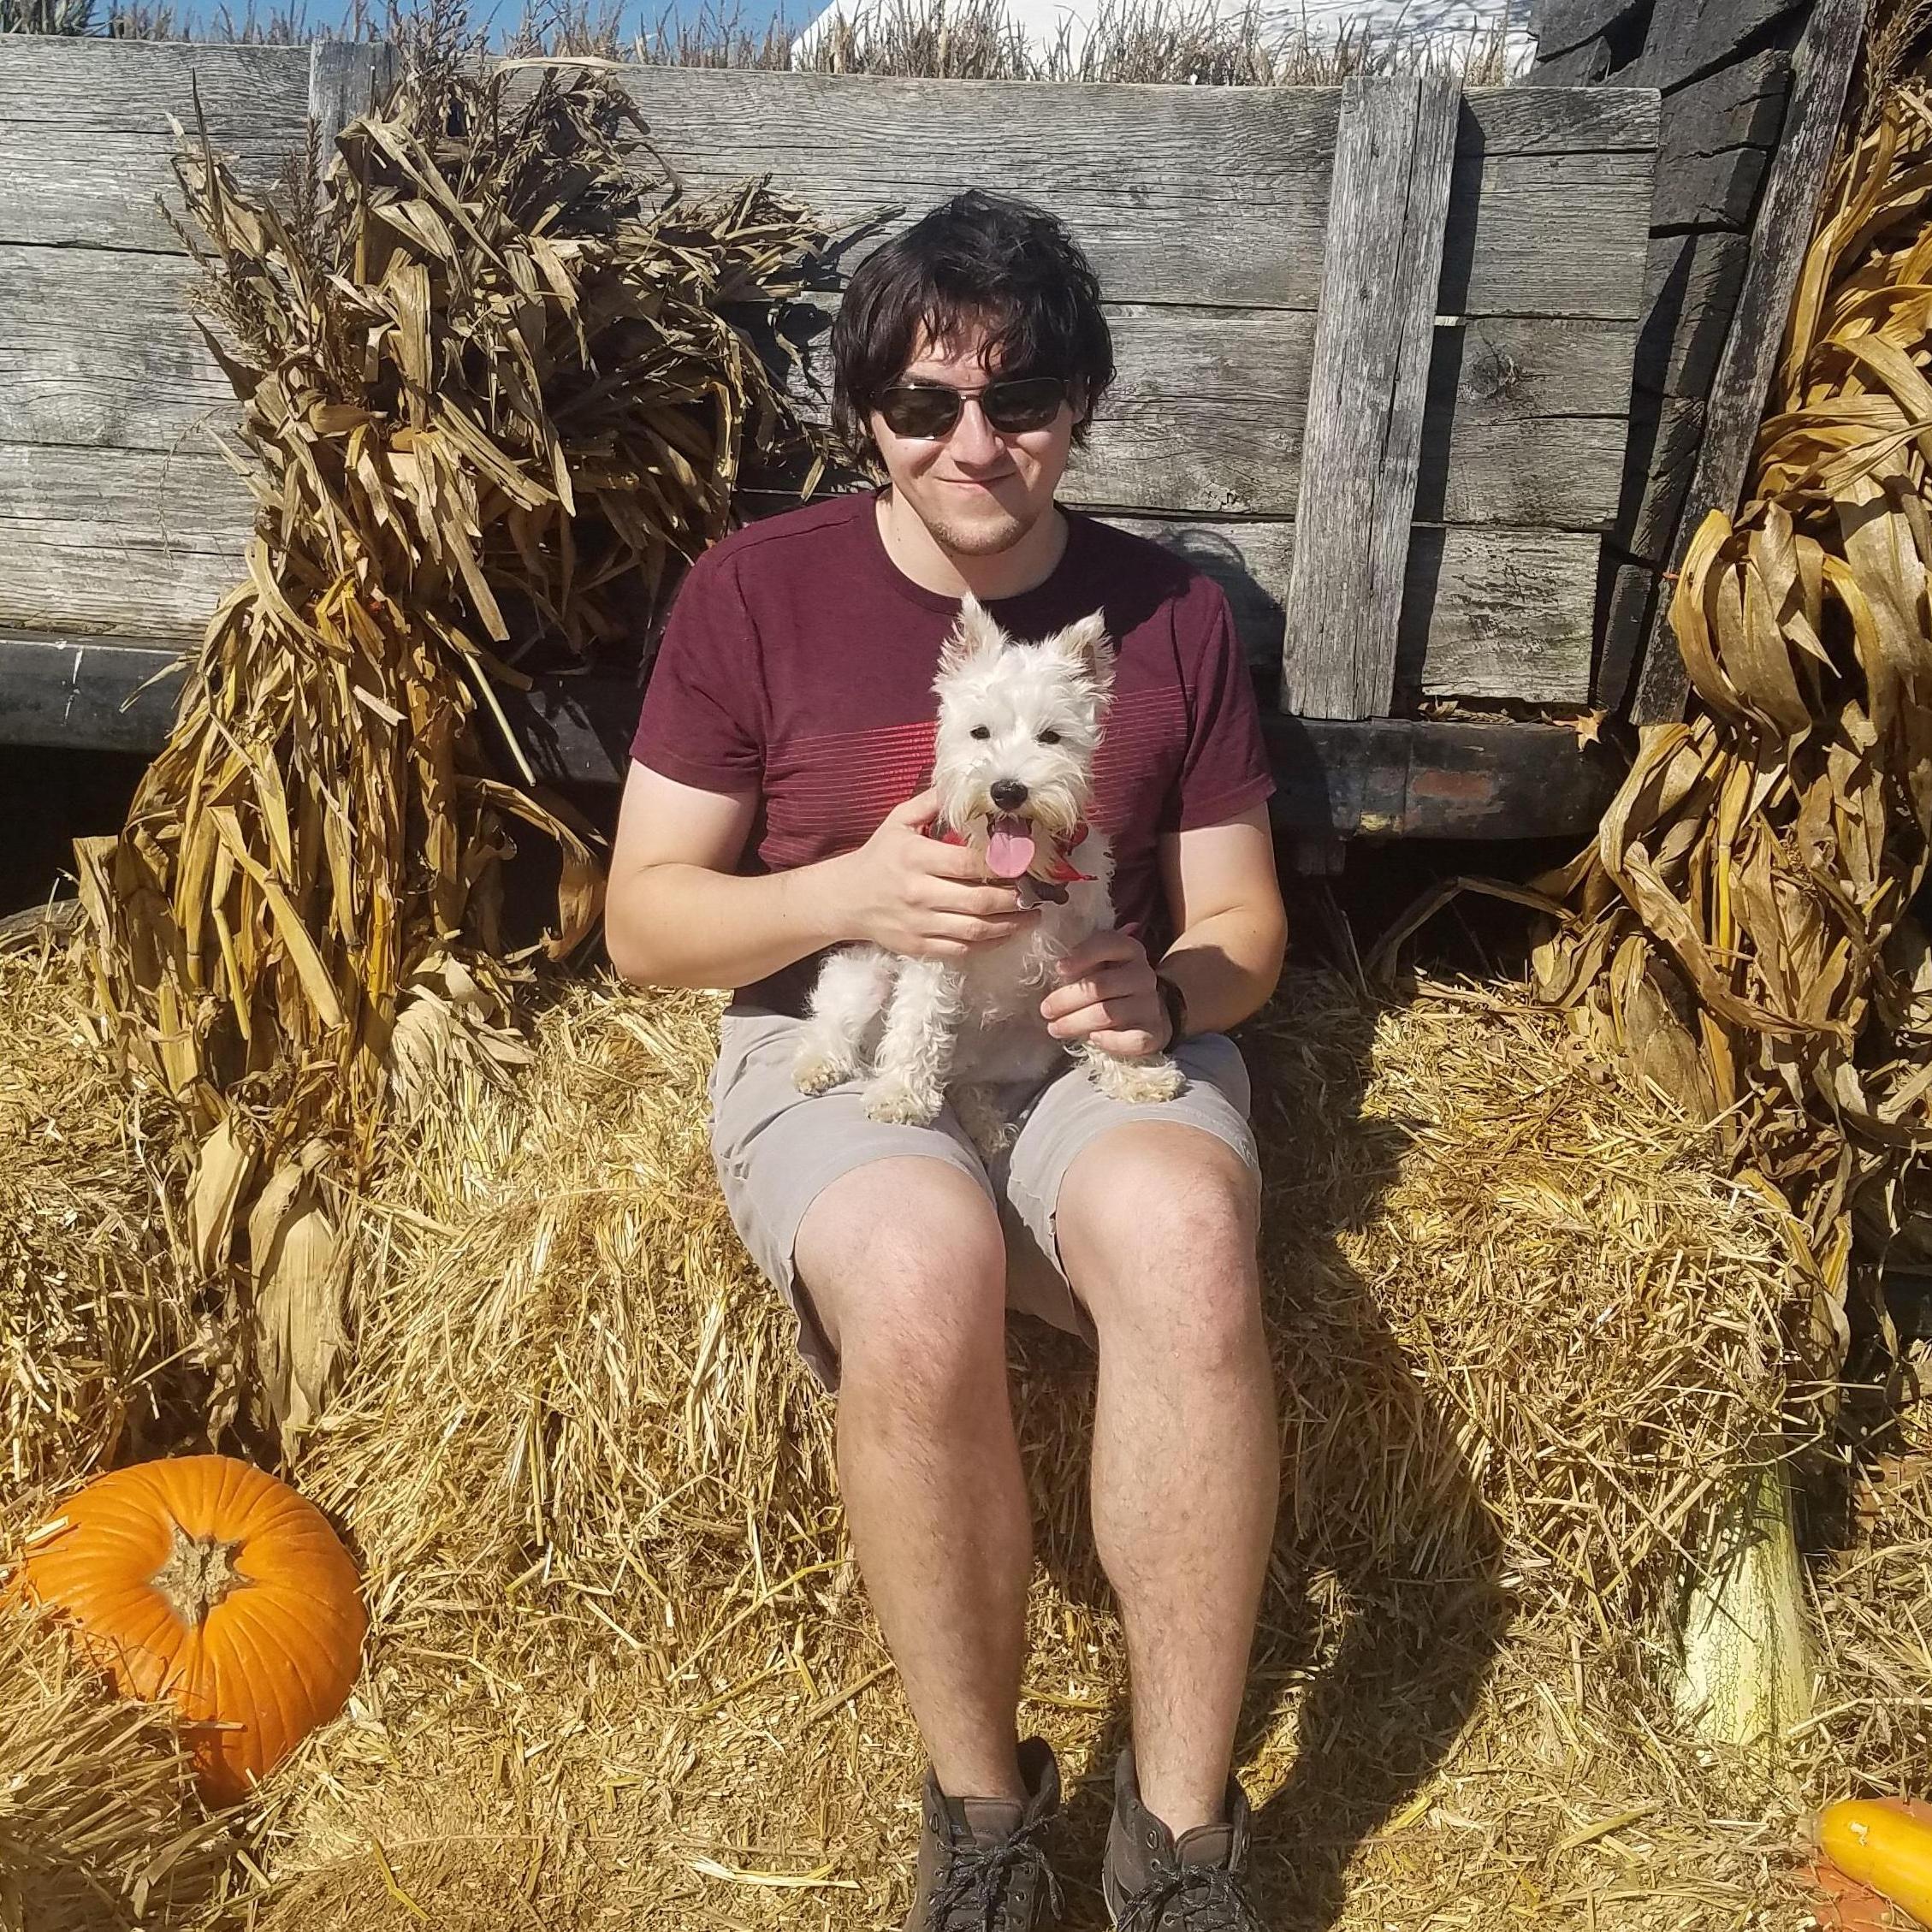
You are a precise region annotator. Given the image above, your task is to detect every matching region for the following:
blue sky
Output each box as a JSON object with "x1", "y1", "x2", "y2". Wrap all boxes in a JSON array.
[{"x1": 174, "y1": 0, "x2": 809, "y2": 46}]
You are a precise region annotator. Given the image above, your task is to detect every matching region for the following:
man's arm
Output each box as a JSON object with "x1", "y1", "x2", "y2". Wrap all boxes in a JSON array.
[
  {"x1": 1152, "y1": 806, "x2": 1287, "y2": 1036},
  {"x1": 1038, "y1": 806, "x2": 1286, "y2": 1055},
  {"x1": 605, "y1": 762, "x2": 1038, "y2": 991}
]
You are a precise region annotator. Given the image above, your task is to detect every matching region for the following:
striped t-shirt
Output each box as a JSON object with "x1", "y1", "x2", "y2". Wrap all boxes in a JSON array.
[{"x1": 630, "y1": 486, "x2": 1275, "y2": 1014}]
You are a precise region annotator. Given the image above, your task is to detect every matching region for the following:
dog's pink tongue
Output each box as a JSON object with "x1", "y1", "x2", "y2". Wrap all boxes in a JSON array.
[{"x1": 986, "y1": 816, "x2": 1037, "y2": 880}]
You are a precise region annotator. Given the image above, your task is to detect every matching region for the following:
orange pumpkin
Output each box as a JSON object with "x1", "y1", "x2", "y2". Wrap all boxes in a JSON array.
[{"x1": 19, "y1": 1455, "x2": 365, "y2": 1803}]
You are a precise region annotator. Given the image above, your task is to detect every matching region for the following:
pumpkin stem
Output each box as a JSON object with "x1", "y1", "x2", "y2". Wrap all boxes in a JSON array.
[{"x1": 150, "y1": 1521, "x2": 250, "y2": 1626}]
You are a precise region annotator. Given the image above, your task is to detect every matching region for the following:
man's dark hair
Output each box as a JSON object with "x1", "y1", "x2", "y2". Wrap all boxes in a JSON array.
[{"x1": 831, "y1": 189, "x2": 1114, "y2": 460}]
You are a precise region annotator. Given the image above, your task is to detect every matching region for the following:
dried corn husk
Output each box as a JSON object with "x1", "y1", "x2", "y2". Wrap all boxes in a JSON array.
[
  {"x1": 75, "y1": 32, "x2": 837, "y2": 1447},
  {"x1": 1530, "y1": 74, "x2": 1932, "y2": 1393}
]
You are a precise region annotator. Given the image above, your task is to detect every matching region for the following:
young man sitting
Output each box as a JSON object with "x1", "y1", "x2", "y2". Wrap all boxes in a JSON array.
[{"x1": 607, "y1": 187, "x2": 1289, "y2": 1931}]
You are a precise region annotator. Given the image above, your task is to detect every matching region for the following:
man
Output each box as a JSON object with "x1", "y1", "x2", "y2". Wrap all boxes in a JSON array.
[{"x1": 607, "y1": 187, "x2": 1288, "y2": 1930}]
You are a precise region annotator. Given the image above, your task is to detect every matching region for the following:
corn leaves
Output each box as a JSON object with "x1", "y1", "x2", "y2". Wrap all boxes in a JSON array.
[
  {"x1": 78, "y1": 49, "x2": 838, "y2": 1445},
  {"x1": 1536, "y1": 81, "x2": 1932, "y2": 1383}
]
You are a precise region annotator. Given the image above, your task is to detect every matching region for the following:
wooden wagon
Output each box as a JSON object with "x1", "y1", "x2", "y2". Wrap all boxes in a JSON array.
[{"x1": 0, "y1": 12, "x2": 1864, "y2": 862}]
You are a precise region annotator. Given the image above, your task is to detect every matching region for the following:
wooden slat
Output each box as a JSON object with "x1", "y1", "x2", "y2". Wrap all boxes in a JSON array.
[
  {"x1": 4, "y1": 246, "x2": 1638, "y2": 525},
  {"x1": 0, "y1": 444, "x2": 251, "y2": 638},
  {"x1": 0, "y1": 630, "x2": 187, "y2": 750},
  {"x1": 1264, "y1": 714, "x2": 1626, "y2": 838},
  {"x1": 308, "y1": 39, "x2": 396, "y2": 163},
  {"x1": 1279, "y1": 75, "x2": 1460, "y2": 721},
  {"x1": 1100, "y1": 516, "x2": 1597, "y2": 702},
  {"x1": 1633, "y1": 0, "x2": 1870, "y2": 723},
  {"x1": 1633, "y1": 229, "x2": 1753, "y2": 400},
  {"x1": 0, "y1": 40, "x2": 314, "y2": 251},
  {"x1": 1531, "y1": 0, "x2": 1647, "y2": 61},
  {"x1": 1651, "y1": 50, "x2": 1791, "y2": 229},
  {"x1": 0, "y1": 248, "x2": 238, "y2": 449},
  {"x1": 1621, "y1": 0, "x2": 1812, "y2": 97},
  {"x1": 564, "y1": 66, "x2": 1656, "y2": 317},
  {"x1": 1437, "y1": 148, "x2": 1655, "y2": 323},
  {"x1": 787, "y1": 297, "x2": 1637, "y2": 524}
]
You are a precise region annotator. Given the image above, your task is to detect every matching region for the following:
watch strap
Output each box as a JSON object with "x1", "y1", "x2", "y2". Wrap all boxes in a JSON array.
[{"x1": 1154, "y1": 969, "x2": 1188, "y2": 1046}]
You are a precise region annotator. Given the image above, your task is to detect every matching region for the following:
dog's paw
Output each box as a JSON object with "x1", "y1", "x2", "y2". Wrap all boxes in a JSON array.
[
  {"x1": 862, "y1": 1077, "x2": 944, "y2": 1126},
  {"x1": 791, "y1": 1048, "x2": 855, "y2": 1095},
  {"x1": 1092, "y1": 1052, "x2": 1188, "y2": 1106}
]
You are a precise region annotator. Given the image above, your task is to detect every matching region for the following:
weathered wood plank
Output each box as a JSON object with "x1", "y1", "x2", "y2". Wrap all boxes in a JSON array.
[
  {"x1": 0, "y1": 40, "x2": 313, "y2": 251},
  {"x1": 1648, "y1": 50, "x2": 1790, "y2": 230},
  {"x1": 4, "y1": 245, "x2": 1638, "y2": 526},
  {"x1": 0, "y1": 630, "x2": 187, "y2": 750},
  {"x1": 1437, "y1": 147, "x2": 1656, "y2": 323},
  {"x1": 1594, "y1": 555, "x2": 1661, "y2": 712},
  {"x1": 1633, "y1": 228, "x2": 1752, "y2": 401},
  {"x1": 1531, "y1": 0, "x2": 1648, "y2": 62},
  {"x1": 562, "y1": 66, "x2": 1656, "y2": 317},
  {"x1": 790, "y1": 296, "x2": 1637, "y2": 522},
  {"x1": 1534, "y1": 35, "x2": 1616, "y2": 83},
  {"x1": 0, "y1": 248, "x2": 238, "y2": 449},
  {"x1": 0, "y1": 444, "x2": 252, "y2": 638},
  {"x1": 1657, "y1": 47, "x2": 1791, "y2": 159},
  {"x1": 1268, "y1": 714, "x2": 1627, "y2": 837},
  {"x1": 308, "y1": 39, "x2": 396, "y2": 164},
  {"x1": 1280, "y1": 76, "x2": 1460, "y2": 721},
  {"x1": 1617, "y1": 384, "x2": 1706, "y2": 565},
  {"x1": 1097, "y1": 516, "x2": 1597, "y2": 702},
  {"x1": 1621, "y1": 0, "x2": 1811, "y2": 96},
  {"x1": 1633, "y1": 0, "x2": 1870, "y2": 722}
]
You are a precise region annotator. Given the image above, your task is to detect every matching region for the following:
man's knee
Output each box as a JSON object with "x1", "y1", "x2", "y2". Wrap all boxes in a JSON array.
[
  {"x1": 795, "y1": 1157, "x2": 1008, "y2": 1404},
  {"x1": 1058, "y1": 1125, "x2": 1263, "y2": 1362}
]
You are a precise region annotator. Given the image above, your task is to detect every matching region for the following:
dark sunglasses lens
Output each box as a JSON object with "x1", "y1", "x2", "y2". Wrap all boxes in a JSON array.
[
  {"x1": 982, "y1": 377, "x2": 1067, "y2": 430},
  {"x1": 880, "y1": 388, "x2": 962, "y2": 437}
]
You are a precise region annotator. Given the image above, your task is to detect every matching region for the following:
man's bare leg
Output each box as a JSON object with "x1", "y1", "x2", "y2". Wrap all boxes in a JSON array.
[
  {"x1": 796, "y1": 1156, "x2": 1031, "y2": 1803},
  {"x1": 1056, "y1": 1123, "x2": 1278, "y2": 1834}
]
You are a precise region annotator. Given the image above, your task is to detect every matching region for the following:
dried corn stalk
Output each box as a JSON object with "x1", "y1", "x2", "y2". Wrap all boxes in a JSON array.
[
  {"x1": 1532, "y1": 76, "x2": 1932, "y2": 1382},
  {"x1": 74, "y1": 40, "x2": 836, "y2": 1444}
]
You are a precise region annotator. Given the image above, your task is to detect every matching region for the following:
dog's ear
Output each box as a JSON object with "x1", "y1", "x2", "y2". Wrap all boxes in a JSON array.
[
  {"x1": 939, "y1": 592, "x2": 1006, "y2": 676},
  {"x1": 1049, "y1": 610, "x2": 1114, "y2": 690}
]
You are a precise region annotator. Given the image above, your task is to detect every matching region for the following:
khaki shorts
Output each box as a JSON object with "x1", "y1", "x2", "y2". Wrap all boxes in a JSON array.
[{"x1": 708, "y1": 1005, "x2": 1259, "y2": 1390}]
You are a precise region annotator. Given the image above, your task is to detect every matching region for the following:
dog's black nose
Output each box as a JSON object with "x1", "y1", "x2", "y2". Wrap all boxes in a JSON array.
[{"x1": 989, "y1": 779, "x2": 1029, "y2": 811}]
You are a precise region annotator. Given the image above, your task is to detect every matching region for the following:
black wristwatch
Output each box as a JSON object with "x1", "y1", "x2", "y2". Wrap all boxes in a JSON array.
[{"x1": 1154, "y1": 969, "x2": 1188, "y2": 1047}]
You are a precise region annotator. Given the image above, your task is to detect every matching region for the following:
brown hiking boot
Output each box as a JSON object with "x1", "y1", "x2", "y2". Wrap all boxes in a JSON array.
[
  {"x1": 1101, "y1": 1744, "x2": 1265, "y2": 1929},
  {"x1": 904, "y1": 1735, "x2": 1064, "y2": 1931}
]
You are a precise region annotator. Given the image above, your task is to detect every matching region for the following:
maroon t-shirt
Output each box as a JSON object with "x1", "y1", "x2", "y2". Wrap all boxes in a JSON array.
[{"x1": 630, "y1": 486, "x2": 1275, "y2": 1013}]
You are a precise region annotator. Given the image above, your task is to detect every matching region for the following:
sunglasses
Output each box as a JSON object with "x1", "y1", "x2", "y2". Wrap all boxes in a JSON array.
[{"x1": 875, "y1": 376, "x2": 1070, "y2": 440}]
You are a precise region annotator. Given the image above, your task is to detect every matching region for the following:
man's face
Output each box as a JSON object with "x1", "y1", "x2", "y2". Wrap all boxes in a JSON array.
[{"x1": 867, "y1": 315, "x2": 1081, "y2": 558}]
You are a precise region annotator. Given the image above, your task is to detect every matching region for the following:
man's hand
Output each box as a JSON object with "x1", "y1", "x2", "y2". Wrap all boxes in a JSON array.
[
  {"x1": 827, "y1": 788, "x2": 1036, "y2": 958},
  {"x1": 1040, "y1": 929, "x2": 1170, "y2": 1057}
]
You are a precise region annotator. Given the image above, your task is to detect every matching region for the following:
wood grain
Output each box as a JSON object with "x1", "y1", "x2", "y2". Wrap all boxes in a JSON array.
[
  {"x1": 790, "y1": 296, "x2": 1637, "y2": 523},
  {"x1": 0, "y1": 443, "x2": 250, "y2": 638},
  {"x1": 1279, "y1": 75, "x2": 1460, "y2": 721},
  {"x1": 566, "y1": 65, "x2": 1657, "y2": 317},
  {"x1": 0, "y1": 40, "x2": 312, "y2": 250},
  {"x1": 1101, "y1": 514, "x2": 1597, "y2": 702}
]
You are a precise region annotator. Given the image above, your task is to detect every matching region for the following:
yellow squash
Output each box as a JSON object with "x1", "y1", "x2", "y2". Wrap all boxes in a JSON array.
[{"x1": 1818, "y1": 1799, "x2": 1932, "y2": 1928}]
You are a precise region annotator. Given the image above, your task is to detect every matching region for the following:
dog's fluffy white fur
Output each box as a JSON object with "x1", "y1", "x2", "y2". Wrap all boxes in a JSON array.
[{"x1": 791, "y1": 592, "x2": 1186, "y2": 1144}]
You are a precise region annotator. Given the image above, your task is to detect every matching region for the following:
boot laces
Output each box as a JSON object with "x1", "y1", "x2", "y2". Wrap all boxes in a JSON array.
[
  {"x1": 926, "y1": 1812, "x2": 1064, "y2": 1931},
  {"x1": 1117, "y1": 1853, "x2": 1265, "y2": 1932}
]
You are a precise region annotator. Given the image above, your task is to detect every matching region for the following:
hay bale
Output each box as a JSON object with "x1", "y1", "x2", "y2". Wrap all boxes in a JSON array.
[
  {"x1": 234, "y1": 966, "x2": 1834, "y2": 1929},
  {"x1": 0, "y1": 939, "x2": 195, "y2": 1504},
  {"x1": 0, "y1": 1606, "x2": 235, "y2": 1932}
]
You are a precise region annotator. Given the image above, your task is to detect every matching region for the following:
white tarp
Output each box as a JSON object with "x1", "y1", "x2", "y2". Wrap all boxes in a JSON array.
[{"x1": 791, "y1": 0, "x2": 1538, "y2": 78}]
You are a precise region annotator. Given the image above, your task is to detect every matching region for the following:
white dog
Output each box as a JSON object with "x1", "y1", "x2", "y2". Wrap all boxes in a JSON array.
[{"x1": 791, "y1": 593, "x2": 1186, "y2": 1147}]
